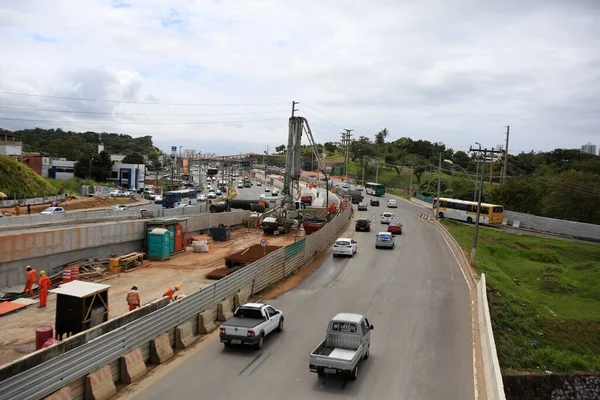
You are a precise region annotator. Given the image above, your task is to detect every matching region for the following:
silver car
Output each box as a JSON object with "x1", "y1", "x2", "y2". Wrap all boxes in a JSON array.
[{"x1": 375, "y1": 232, "x2": 395, "y2": 249}]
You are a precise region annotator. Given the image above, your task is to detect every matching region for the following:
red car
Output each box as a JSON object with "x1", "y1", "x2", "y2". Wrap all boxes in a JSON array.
[{"x1": 387, "y1": 222, "x2": 403, "y2": 234}]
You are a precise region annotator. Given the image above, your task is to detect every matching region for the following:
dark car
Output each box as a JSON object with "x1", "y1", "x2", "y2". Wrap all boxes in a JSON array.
[
  {"x1": 357, "y1": 202, "x2": 368, "y2": 211},
  {"x1": 370, "y1": 199, "x2": 380, "y2": 206},
  {"x1": 355, "y1": 218, "x2": 371, "y2": 232},
  {"x1": 387, "y1": 222, "x2": 403, "y2": 235}
]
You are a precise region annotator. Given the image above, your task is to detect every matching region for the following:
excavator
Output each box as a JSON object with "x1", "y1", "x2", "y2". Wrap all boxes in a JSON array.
[{"x1": 260, "y1": 115, "x2": 329, "y2": 235}]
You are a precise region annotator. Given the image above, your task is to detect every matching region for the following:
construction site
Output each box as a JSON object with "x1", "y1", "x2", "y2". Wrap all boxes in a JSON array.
[{"x1": 0, "y1": 224, "x2": 303, "y2": 365}]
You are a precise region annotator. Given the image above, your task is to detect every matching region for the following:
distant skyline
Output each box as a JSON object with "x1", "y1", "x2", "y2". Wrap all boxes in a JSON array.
[{"x1": 1, "y1": 0, "x2": 599, "y2": 156}]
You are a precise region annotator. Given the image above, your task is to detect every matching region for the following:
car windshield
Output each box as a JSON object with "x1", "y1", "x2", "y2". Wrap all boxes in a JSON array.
[
  {"x1": 235, "y1": 307, "x2": 264, "y2": 319},
  {"x1": 383, "y1": 213, "x2": 392, "y2": 217},
  {"x1": 336, "y1": 240, "x2": 351, "y2": 246}
]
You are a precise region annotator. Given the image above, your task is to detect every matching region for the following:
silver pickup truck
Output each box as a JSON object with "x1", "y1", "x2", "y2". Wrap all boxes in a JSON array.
[{"x1": 309, "y1": 313, "x2": 373, "y2": 380}]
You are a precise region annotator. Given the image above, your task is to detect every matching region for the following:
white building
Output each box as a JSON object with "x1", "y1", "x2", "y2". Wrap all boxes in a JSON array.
[
  {"x1": 581, "y1": 142, "x2": 597, "y2": 155},
  {"x1": 0, "y1": 133, "x2": 22, "y2": 155},
  {"x1": 183, "y1": 149, "x2": 197, "y2": 158},
  {"x1": 107, "y1": 163, "x2": 146, "y2": 190},
  {"x1": 49, "y1": 159, "x2": 75, "y2": 180}
]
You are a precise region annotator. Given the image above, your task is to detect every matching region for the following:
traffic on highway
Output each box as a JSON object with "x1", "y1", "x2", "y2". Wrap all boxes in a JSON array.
[{"x1": 127, "y1": 189, "x2": 474, "y2": 400}]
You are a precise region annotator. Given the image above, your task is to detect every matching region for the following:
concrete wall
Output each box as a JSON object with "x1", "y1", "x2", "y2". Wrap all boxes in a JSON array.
[
  {"x1": 0, "y1": 210, "x2": 250, "y2": 288},
  {"x1": 504, "y1": 374, "x2": 600, "y2": 400}
]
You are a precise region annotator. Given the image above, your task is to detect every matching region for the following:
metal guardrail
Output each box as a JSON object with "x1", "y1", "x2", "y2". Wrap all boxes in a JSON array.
[{"x1": 0, "y1": 207, "x2": 351, "y2": 400}]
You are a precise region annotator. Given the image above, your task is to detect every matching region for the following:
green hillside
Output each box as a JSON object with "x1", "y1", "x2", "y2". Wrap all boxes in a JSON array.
[{"x1": 0, "y1": 156, "x2": 57, "y2": 198}]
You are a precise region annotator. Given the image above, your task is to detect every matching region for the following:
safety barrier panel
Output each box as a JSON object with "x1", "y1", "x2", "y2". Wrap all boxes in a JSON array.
[
  {"x1": 478, "y1": 274, "x2": 506, "y2": 400},
  {"x1": 0, "y1": 207, "x2": 352, "y2": 400}
]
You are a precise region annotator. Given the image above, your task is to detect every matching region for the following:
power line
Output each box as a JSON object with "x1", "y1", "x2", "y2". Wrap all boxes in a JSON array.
[
  {"x1": 0, "y1": 117, "x2": 285, "y2": 125},
  {"x1": 302, "y1": 104, "x2": 375, "y2": 134},
  {"x1": 0, "y1": 90, "x2": 288, "y2": 106},
  {"x1": 0, "y1": 105, "x2": 290, "y2": 117}
]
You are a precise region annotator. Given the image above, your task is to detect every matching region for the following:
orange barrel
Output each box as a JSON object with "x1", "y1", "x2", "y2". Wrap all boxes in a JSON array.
[
  {"x1": 71, "y1": 266, "x2": 79, "y2": 281},
  {"x1": 61, "y1": 266, "x2": 71, "y2": 284},
  {"x1": 109, "y1": 258, "x2": 120, "y2": 274},
  {"x1": 35, "y1": 326, "x2": 53, "y2": 350}
]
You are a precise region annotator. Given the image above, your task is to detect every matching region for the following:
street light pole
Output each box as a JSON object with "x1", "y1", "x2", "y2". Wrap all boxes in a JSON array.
[
  {"x1": 375, "y1": 162, "x2": 379, "y2": 184},
  {"x1": 435, "y1": 153, "x2": 442, "y2": 218},
  {"x1": 362, "y1": 156, "x2": 365, "y2": 184}
]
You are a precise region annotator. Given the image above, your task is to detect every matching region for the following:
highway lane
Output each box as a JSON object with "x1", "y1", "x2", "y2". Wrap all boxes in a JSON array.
[{"x1": 130, "y1": 192, "x2": 474, "y2": 400}]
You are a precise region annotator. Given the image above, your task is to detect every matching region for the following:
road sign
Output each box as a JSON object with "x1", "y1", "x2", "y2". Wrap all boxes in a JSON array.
[{"x1": 260, "y1": 239, "x2": 268, "y2": 247}]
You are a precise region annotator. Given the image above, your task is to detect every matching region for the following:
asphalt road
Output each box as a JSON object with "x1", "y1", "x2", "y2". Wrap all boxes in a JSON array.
[{"x1": 131, "y1": 191, "x2": 474, "y2": 400}]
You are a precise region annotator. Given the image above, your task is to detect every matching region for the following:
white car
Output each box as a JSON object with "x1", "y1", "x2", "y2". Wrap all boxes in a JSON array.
[
  {"x1": 332, "y1": 237, "x2": 358, "y2": 257},
  {"x1": 265, "y1": 188, "x2": 270, "y2": 192},
  {"x1": 381, "y1": 212, "x2": 394, "y2": 224},
  {"x1": 259, "y1": 193, "x2": 266, "y2": 199},
  {"x1": 355, "y1": 186, "x2": 364, "y2": 191},
  {"x1": 198, "y1": 194, "x2": 207, "y2": 201},
  {"x1": 107, "y1": 205, "x2": 128, "y2": 211},
  {"x1": 257, "y1": 182, "x2": 262, "y2": 186},
  {"x1": 0, "y1": 210, "x2": 4, "y2": 217},
  {"x1": 387, "y1": 199, "x2": 398, "y2": 208},
  {"x1": 219, "y1": 303, "x2": 284, "y2": 349},
  {"x1": 40, "y1": 207, "x2": 65, "y2": 215},
  {"x1": 342, "y1": 183, "x2": 350, "y2": 189},
  {"x1": 216, "y1": 190, "x2": 222, "y2": 196},
  {"x1": 109, "y1": 190, "x2": 123, "y2": 197},
  {"x1": 272, "y1": 189, "x2": 280, "y2": 196},
  {"x1": 176, "y1": 203, "x2": 188, "y2": 208},
  {"x1": 154, "y1": 195, "x2": 163, "y2": 204},
  {"x1": 207, "y1": 192, "x2": 217, "y2": 199}
]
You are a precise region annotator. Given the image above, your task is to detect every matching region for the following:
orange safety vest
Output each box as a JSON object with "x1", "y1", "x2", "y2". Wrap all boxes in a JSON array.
[
  {"x1": 38, "y1": 276, "x2": 51, "y2": 293},
  {"x1": 26, "y1": 269, "x2": 37, "y2": 284},
  {"x1": 126, "y1": 290, "x2": 140, "y2": 305},
  {"x1": 164, "y1": 287, "x2": 175, "y2": 299}
]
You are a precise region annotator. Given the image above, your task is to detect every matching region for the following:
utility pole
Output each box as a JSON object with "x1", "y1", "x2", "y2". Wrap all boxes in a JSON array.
[
  {"x1": 489, "y1": 152, "x2": 494, "y2": 185},
  {"x1": 375, "y1": 162, "x2": 379, "y2": 183},
  {"x1": 291, "y1": 101, "x2": 298, "y2": 118},
  {"x1": 342, "y1": 129, "x2": 352, "y2": 181},
  {"x1": 503, "y1": 125, "x2": 510, "y2": 184},
  {"x1": 473, "y1": 142, "x2": 481, "y2": 202},
  {"x1": 469, "y1": 146, "x2": 504, "y2": 266},
  {"x1": 435, "y1": 153, "x2": 442, "y2": 218}
]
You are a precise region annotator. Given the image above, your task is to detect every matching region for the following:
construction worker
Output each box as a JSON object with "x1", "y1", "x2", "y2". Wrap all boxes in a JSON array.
[
  {"x1": 22, "y1": 265, "x2": 37, "y2": 296},
  {"x1": 163, "y1": 285, "x2": 181, "y2": 301},
  {"x1": 38, "y1": 270, "x2": 51, "y2": 308},
  {"x1": 126, "y1": 285, "x2": 141, "y2": 311},
  {"x1": 15, "y1": 204, "x2": 20, "y2": 216}
]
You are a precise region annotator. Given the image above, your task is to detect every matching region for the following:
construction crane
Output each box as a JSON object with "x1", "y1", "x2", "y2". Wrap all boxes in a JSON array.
[{"x1": 260, "y1": 116, "x2": 329, "y2": 234}]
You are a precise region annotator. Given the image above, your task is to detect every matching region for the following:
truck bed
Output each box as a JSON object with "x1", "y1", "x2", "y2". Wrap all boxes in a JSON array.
[
  {"x1": 221, "y1": 317, "x2": 264, "y2": 329},
  {"x1": 309, "y1": 339, "x2": 362, "y2": 370}
]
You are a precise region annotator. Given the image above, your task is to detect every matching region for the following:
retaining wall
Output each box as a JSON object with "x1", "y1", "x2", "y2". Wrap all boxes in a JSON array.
[
  {"x1": 504, "y1": 374, "x2": 600, "y2": 400},
  {"x1": 0, "y1": 210, "x2": 249, "y2": 288}
]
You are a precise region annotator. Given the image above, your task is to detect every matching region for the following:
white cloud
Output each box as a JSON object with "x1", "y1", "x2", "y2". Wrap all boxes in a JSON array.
[{"x1": 0, "y1": 0, "x2": 599, "y2": 155}]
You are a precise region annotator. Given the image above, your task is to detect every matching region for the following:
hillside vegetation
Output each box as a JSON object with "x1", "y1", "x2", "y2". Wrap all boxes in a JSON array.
[
  {"x1": 0, "y1": 156, "x2": 57, "y2": 198},
  {"x1": 443, "y1": 219, "x2": 600, "y2": 373}
]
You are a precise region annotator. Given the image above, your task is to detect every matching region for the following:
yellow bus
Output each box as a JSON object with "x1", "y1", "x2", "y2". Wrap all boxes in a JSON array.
[{"x1": 433, "y1": 197, "x2": 504, "y2": 225}]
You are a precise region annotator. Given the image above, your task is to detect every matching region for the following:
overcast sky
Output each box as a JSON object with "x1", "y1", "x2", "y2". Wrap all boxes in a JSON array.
[{"x1": 1, "y1": 0, "x2": 599, "y2": 156}]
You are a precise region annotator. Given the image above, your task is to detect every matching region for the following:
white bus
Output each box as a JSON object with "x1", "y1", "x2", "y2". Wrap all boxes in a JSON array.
[{"x1": 433, "y1": 197, "x2": 504, "y2": 224}]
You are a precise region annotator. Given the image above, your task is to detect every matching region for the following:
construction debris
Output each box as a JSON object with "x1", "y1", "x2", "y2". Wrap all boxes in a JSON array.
[{"x1": 66, "y1": 252, "x2": 145, "y2": 281}]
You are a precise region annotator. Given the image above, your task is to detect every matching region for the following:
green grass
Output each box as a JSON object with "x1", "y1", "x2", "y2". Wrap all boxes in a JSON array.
[
  {"x1": 442, "y1": 219, "x2": 600, "y2": 373},
  {"x1": 0, "y1": 156, "x2": 57, "y2": 198},
  {"x1": 46, "y1": 177, "x2": 112, "y2": 195}
]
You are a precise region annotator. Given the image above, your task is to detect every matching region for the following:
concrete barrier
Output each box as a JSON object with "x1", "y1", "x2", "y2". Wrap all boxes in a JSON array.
[
  {"x1": 217, "y1": 300, "x2": 233, "y2": 321},
  {"x1": 119, "y1": 347, "x2": 147, "y2": 384},
  {"x1": 85, "y1": 365, "x2": 116, "y2": 400},
  {"x1": 513, "y1": 220, "x2": 521, "y2": 228},
  {"x1": 478, "y1": 274, "x2": 506, "y2": 400},
  {"x1": 44, "y1": 387, "x2": 72, "y2": 400},
  {"x1": 175, "y1": 321, "x2": 198, "y2": 349},
  {"x1": 150, "y1": 333, "x2": 174, "y2": 364},
  {"x1": 234, "y1": 289, "x2": 250, "y2": 308},
  {"x1": 198, "y1": 309, "x2": 217, "y2": 334}
]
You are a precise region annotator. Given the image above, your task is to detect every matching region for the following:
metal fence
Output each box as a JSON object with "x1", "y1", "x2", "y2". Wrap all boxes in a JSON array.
[
  {"x1": 504, "y1": 210, "x2": 600, "y2": 241},
  {"x1": 0, "y1": 207, "x2": 352, "y2": 400},
  {"x1": 0, "y1": 194, "x2": 66, "y2": 208}
]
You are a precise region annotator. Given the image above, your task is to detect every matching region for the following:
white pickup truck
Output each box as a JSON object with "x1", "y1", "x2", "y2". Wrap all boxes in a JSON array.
[
  {"x1": 309, "y1": 313, "x2": 374, "y2": 380},
  {"x1": 219, "y1": 303, "x2": 284, "y2": 350}
]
